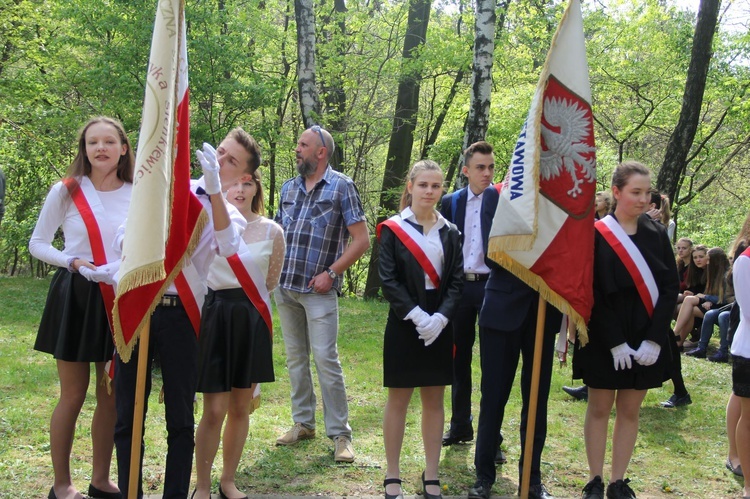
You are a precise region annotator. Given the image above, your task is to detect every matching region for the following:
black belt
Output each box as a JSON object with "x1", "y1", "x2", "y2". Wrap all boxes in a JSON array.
[
  {"x1": 157, "y1": 294, "x2": 182, "y2": 307},
  {"x1": 464, "y1": 273, "x2": 489, "y2": 282}
]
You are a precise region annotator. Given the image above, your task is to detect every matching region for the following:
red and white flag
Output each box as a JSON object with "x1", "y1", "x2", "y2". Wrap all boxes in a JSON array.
[
  {"x1": 113, "y1": 0, "x2": 207, "y2": 362},
  {"x1": 488, "y1": 0, "x2": 595, "y2": 343}
]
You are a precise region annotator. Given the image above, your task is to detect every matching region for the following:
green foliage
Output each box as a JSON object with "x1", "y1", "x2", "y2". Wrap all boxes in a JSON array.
[{"x1": 1, "y1": 0, "x2": 749, "y2": 278}]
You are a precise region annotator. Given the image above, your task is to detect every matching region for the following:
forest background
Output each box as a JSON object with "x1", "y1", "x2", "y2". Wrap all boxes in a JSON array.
[{"x1": 1, "y1": 0, "x2": 749, "y2": 294}]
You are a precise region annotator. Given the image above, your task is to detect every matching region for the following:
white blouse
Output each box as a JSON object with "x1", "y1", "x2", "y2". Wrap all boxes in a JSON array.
[{"x1": 29, "y1": 180, "x2": 132, "y2": 268}]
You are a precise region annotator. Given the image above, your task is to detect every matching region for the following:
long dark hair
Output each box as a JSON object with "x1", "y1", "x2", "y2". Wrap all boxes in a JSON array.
[
  {"x1": 67, "y1": 116, "x2": 134, "y2": 183},
  {"x1": 250, "y1": 168, "x2": 265, "y2": 216},
  {"x1": 704, "y1": 247, "x2": 731, "y2": 303},
  {"x1": 685, "y1": 244, "x2": 708, "y2": 292}
]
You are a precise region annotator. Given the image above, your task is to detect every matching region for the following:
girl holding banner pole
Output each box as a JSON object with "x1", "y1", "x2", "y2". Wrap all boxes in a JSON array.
[
  {"x1": 377, "y1": 160, "x2": 463, "y2": 499},
  {"x1": 193, "y1": 161, "x2": 284, "y2": 499},
  {"x1": 573, "y1": 161, "x2": 678, "y2": 499},
  {"x1": 30, "y1": 116, "x2": 133, "y2": 499}
]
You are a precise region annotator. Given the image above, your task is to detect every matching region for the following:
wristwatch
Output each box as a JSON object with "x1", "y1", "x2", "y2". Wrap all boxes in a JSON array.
[{"x1": 325, "y1": 268, "x2": 337, "y2": 280}]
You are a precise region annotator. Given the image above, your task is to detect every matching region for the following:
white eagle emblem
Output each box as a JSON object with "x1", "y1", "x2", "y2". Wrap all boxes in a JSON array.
[{"x1": 540, "y1": 96, "x2": 596, "y2": 198}]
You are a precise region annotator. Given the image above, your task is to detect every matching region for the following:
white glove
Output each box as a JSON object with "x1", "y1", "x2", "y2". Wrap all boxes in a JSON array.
[
  {"x1": 405, "y1": 306, "x2": 430, "y2": 328},
  {"x1": 417, "y1": 313, "x2": 449, "y2": 347},
  {"x1": 96, "y1": 260, "x2": 121, "y2": 286},
  {"x1": 195, "y1": 142, "x2": 221, "y2": 195},
  {"x1": 78, "y1": 266, "x2": 112, "y2": 284},
  {"x1": 633, "y1": 340, "x2": 661, "y2": 366},
  {"x1": 610, "y1": 343, "x2": 636, "y2": 371}
]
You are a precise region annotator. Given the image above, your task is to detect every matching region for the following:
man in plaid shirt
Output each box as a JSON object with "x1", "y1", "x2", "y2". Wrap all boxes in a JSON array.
[{"x1": 274, "y1": 125, "x2": 369, "y2": 463}]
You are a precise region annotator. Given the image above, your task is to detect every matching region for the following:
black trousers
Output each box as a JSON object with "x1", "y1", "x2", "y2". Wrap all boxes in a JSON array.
[
  {"x1": 114, "y1": 305, "x2": 198, "y2": 499},
  {"x1": 448, "y1": 279, "x2": 485, "y2": 434},
  {"x1": 474, "y1": 302, "x2": 560, "y2": 486}
]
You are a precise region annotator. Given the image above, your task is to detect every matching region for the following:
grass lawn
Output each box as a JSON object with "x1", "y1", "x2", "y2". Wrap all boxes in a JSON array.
[{"x1": 0, "y1": 276, "x2": 744, "y2": 498}]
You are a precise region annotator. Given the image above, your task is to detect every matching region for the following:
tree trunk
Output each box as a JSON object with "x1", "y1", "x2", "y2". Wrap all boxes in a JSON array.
[
  {"x1": 320, "y1": 0, "x2": 347, "y2": 171},
  {"x1": 295, "y1": 0, "x2": 322, "y2": 127},
  {"x1": 454, "y1": 0, "x2": 504, "y2": 189},
  {"x1": 656, "y1": 0, "x2": 720, "y2": 204},
  {"x1": 363, "y1": 0, "x2": 432, "y2": 298}
]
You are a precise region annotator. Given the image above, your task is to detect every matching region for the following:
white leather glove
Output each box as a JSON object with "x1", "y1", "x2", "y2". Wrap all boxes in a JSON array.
[
  {"x1": 417, "y1": 313, "x2": 449, "y2": 347},
  {"x1": 78, "y1": 266, "x2": 112, "y2": 284},
  {"x1": 195, "y1": 142, "x2": 221, "y2": 195},
  {"x1": 405, "y1": 306, "x2": 431, "y2": 328},
  {"x1": 610, "y1": 343, "x2": 636, "y2": 371},
  {"x1": 633, "y1": 340, "x2": 661, "y2": 366}
]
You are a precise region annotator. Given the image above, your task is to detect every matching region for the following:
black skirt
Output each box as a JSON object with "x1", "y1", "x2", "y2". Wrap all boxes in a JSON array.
[
  {"x1": 732, "y1": 355, "x2": 750, "y2": 398},
  {"x1": 35, "y1": 267, "x2": 115, "y2": 362},
  {"x1": 197, "y1": 288, "x2": 275, "y2": 393},
  {"x1": 383, "y1": 290, "x2": 453, "y2": 388}
]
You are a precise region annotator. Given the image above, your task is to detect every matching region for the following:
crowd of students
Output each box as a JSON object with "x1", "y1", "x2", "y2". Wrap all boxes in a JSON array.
[{"x1": 26, "y1": 117, "x2": 750, "y2": 499}]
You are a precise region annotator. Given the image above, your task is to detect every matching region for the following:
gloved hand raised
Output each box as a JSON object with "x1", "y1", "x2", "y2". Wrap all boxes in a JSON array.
[
  {"x1": 195, "y1": 142, "x2": 221, "y2": 195},
  {"x1": 405, "y1": 306, "x2": 431, "y2": 329},
  {"x1": 633, "y1": 340, "x2": 661, "y2": 366},
  {"x1": 610, "y1": 342, "x2": 636, "y2": 371},
  {"x1": 417, "y1": 313, "x2": 449, "y2": 347}
]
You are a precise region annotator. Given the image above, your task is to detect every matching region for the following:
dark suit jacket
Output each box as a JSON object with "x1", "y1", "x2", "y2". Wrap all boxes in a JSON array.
[
  {"x1": 477, "y1": 186, "x2": 546, "y2": 332},
  {"x1": 439, "y1": 188, "x2": 468, "y2": 233},
  {"x1": 378, "y1": 218, "x2": 464, "y2": 321}
]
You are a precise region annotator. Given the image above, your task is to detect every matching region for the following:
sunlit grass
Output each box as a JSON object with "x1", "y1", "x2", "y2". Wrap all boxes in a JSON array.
[{"x1": 0, "y1": 277, "x2": 743, "y2": 497}]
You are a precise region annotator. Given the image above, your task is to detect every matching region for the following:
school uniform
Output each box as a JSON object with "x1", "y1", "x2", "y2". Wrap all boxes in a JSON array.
[
  {"x1": 377, "y1": 207, "x2": 463, "y2": 388},
  {"x1": 573, "y1": 214, "x2": 679, "y2": 389},
  {"x1": 30, "y1": 177, "x2": 131, "y2": 362},
  {"x1": 439, "y1": 187, "x2": 491, "y2": 437},
  {"x1": 198, "y1": 218, "x2": 284, "y2": 392}
]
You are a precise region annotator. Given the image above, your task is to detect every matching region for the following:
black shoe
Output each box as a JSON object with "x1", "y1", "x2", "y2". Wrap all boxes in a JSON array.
[
  {"x1": 384, "y1": 478, "x2": 404, "y2": 499},
  {"x1": 582, "y1": 476, "x2": 604, "y2": 499},
  {"x1": 606, "y1": 479, "x2": 636, "y2": 499},
  {"x1": 442, "y1": 429, "x2": 473, "y2": 446},
  {"x1": 726, "y1": 458, "x2": 744, "y2": 477},
  {"x1": 468, "y1": 480, "x2": 492, "y2": 499},
  {"x1": 494, "y1": 447, "x2": 507, "y2": 464},
  {"x1": 562, "y1": 385, "x2": 589, "y2": 401},
  {"x1": 660, "y1": 393, "x2": 692, "y2": 408},
  {"x1": 422, "y1": 471, "x2": 442, "y2": 499},
  {"x1": 524, "y1": 483, "x2": 554, "y2": 499},
  {"x1": 48, "y1": 488, "x2": 56, "y2": 499},
  {"x1": 88, "y1": 484, "x2": 123, "y2": 499},
  {"x1": 685, "y1": 347, "x2": 706, "y2": 358},
  {"x1": 709, "y1": 351, "x2": 729, "y2": 363},
  {"x1": 219, "y1": 485, "x2": 248, "y2": 499}
]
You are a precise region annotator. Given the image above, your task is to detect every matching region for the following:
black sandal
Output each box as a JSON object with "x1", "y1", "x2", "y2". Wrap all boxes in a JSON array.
[
  {"x1": 384, "y1": 477, "x2": 404, "y2": 499},
  {"x1": 422, "y1": 471, "x2": 442, "y2": 499}
]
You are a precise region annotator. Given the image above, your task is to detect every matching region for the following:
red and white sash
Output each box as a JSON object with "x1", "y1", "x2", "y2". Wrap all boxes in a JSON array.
[
  {"x1": 595, "y1": 215, "x2": 659, "y2": 317},
  {"x1": 175, "y1": 262, "x2": 205, "y2": 338},
  {"x1": 62, "y1": 177, "x2": 117, "y2": 329},
  {"x1": 377, "y1": 215, "x2": 441, "y2": 288},
  {"x1": 226, "y1": 239, "x2": 273, "y2": 338}
]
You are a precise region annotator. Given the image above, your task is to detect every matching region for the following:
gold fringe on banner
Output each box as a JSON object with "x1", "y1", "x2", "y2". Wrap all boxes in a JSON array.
[
  {"x1": 486, "y1": 249, "x2": 589, "y2": 345},
  {"x1": 112, "y1": 209, "x2": 209, "y2": 363}
]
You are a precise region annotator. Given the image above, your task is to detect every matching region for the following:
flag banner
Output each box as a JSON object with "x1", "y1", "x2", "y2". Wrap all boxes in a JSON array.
[
  {"x1": 488, "y1": 0, "x2": 595, "y2": 343},
  {"x1": 113, "y1": 0, "x2": 207, "y2": 362}
]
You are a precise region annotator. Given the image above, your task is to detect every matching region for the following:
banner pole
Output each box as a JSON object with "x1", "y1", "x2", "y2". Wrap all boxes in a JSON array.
[
  {"x1": 128, "y1": 318, "x2": 151, "y2": 499},
  {"x1": 520, "y1": 298, "x2": 547, "y2": 499}
]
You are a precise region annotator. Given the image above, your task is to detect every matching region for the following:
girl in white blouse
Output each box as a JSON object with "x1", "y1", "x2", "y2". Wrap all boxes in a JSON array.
[
  {"x1": 194, "y1": 166, "x2": 285, "y2": 499},
  {"x1": 29, "y1": 117, "x2": 133, "y2": 499}
]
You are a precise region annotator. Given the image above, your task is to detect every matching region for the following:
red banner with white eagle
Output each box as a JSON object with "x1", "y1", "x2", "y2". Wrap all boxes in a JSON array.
[
  {"x1": 487, "y1": 0, "x2": 595, "y2": 343},
  {"x1": 112, "y1": 0, "x2": 207, "y2": 362}
]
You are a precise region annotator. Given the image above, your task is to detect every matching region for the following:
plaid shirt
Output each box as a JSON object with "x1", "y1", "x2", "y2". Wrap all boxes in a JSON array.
[{"x1": 275, "y1": 166, "x2": 366, "y2": 293}]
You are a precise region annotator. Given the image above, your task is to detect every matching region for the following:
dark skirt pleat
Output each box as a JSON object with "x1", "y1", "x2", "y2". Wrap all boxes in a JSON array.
[
  {"x1": 35, "y1": 267, "x2": 114, "y2": 362},
  {"x1": 197, "y1": 288, "x2": 275, "y2": 393}
]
